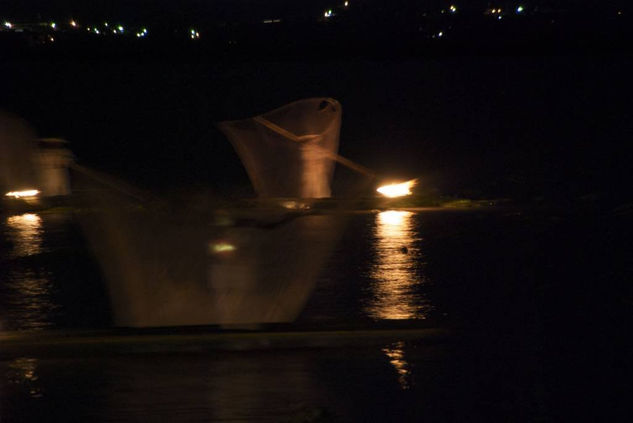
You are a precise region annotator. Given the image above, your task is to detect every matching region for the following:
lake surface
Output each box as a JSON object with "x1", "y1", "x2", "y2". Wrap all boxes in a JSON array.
[{"x1": 1, "y1": 207, "x2": 632, "y2": 421}]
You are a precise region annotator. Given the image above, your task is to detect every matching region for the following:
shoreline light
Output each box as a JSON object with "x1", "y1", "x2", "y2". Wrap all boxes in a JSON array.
[
  {"x1": 5, "y1": 189, "x2": 40, "y2": 199},
  {"x1": 376, "y1": 180, "x2": 416, "y2": 198}
]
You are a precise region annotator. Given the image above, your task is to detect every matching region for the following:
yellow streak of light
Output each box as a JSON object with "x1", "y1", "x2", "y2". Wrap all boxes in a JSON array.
[
  {"x1": 5, "y1": 190, "x2": 39, "y2": 199},
  {"x1": 210, "y1": 242, "x2": 237, "y2": 254},
  {"x1": 376, "y1": 180, "x2": 416, "y2": 198}
]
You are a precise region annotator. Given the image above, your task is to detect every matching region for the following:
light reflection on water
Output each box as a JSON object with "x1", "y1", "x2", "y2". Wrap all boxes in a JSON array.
[
  {"x1": 2, "y1": 213, "x2": 58, "y2": 331},
  {"x1": 365, "y1": 211, "x2": 430, "y2": 320},
  {"x1": 382, "y1": 341, "x2": 411, "y2": 390},
  {"x1": 7, "y1": 357, "x2": 42, "y2": 398},
  {"x1": 6, "y1": 213, "x2": 42, "y2": 257}
]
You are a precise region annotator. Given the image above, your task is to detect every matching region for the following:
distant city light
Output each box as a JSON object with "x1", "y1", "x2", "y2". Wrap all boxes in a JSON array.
[
  {"x1": 324, "y1": 9, "x2": 333, "y2": 18},
  {"x1": 498, "y1": 15, "x2": 502, "y2": 20},
  {"x1": 70, "y1": 19, "x2": 77, "y2": 27},
  {"x1": 104, "y1": 22, "x2": 109, "y2": 27},
  {"x1": 50, "y1": 22, "x2": 56, "y2": 29},
  {"x1": 3, "y1": 21, "x2": 12, "y2": 29},
  {"x1": 117, "y1": 25, "x2": 124, "y2": 32},
  {"x1": 48, "y1": 35, "x2": 55, "y2": 42},
  {"x1": 449, "y1": 5, "x2": 457, "y2": 13},
  {"x1": 94, "y1": 28, "x2": 100, "y2": 34},
  {"x1": 190, "y1": 28, "x2": 200, "y2": 39},
  {"x1": 344, "y1": 1, "x2": 349, "y2": 6},
  {"x1": 516, "y1": 5, "x2": 524, "y2": 13}
]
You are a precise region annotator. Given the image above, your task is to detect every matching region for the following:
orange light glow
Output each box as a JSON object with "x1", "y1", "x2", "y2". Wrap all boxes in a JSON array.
[
  {"x1": 376, "y1": 180, "x2": 416, "y2": 198},
  {"x1": 365, "y1": 210, "x2": 428, "y2": 320},
  {"x1": 5, "y1": 190, "x2": 39, "y2": 199}
]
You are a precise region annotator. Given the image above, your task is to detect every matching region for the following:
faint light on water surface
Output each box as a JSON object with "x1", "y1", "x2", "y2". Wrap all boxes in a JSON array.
[
  {"x1": 382, "y1": 341, "x2": 411, "y2": 390},
  {"x1": 376, "y1": 179, "x2": 416, "y2": 198},
  {"x1": 7, "y1": 213, "x2": 42, "y2": 256},
  {"x1": 8, "y1": 358, "x2": 42, "y2": 398},
  {"x1": 365, "y1": 211, "x2": 429, "y2": 320},
  {"x1": 4, "y1": 213, "x2": 58, "y2": 329}
]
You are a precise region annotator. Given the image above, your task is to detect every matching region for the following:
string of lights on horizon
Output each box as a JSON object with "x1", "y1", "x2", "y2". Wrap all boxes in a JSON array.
[{"x1": 1, "y1": 2, "x2": 627, "y2": 44}]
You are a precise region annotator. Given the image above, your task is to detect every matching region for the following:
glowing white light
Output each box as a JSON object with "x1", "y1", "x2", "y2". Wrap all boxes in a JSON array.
[
  {"x1": 70, "y1": 20, "x2": 77, "y2": 27},
  {"x1": 324, "y1": 9, "x2": 333, "y2": 18},
  {"x1": 104, "y1": 22, "x2": 109, "y2": 27},
  {"x1": 3, "y1": 21, "x2": 12, "y2": 29},
  {"x1": 94, "y1": 28, "x2": 100, "y2": 34},
  {"x1": 498, "y1": 15, "x2": 502, "y2": 20},
  {"x1": 48, "y1": 35, "x2": 55, "y2": 42},
  {"x1": 376, "y1": 180, "x2": 416, "y2": 198},
  {"x1": 449, "y1": 5, "x2": 457, "y2": 13},
  {"x1": 50, "y1": 22, "x2": 56, "y2": 29},
  {"x1": 117, "y1": 25, "x2": 123, "y2": 32},
  {"x1": 5, "y1": 190, "x2": 40, "y2": 199},
  {"x1": 112, "y1": 29, "x2": 117, "y2": 34},
  {"x1": 438, "y1": 31, "x2": 444, "y2": 37},
  {"x1": 516, "y1": 5, "x2": 524, "y2": 13},
  {"x1": 344, "y1": 1, "x2": 349, "y2": 6}
]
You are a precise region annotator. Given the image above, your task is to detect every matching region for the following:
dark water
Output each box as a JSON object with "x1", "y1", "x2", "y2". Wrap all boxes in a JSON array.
[{"x1": 1, "y1": 208, "x2": 632, "y2": 421}]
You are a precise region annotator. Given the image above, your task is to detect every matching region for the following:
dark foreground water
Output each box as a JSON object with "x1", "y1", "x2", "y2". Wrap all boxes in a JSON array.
[{"x1": 1, "y1": 207, "x2": 632, "y2": 421}]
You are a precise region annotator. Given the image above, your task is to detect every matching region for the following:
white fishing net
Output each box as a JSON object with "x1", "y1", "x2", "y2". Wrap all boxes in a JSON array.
[
  {"x1": 218, "y1": 98, "x2": 342, "y2": 198},
  {"x1": 0, "y1": 113, "x2": 38, "y2": 193},
  {"x1": 76, "y1": 99, "x2": 348, "y2": 327}
]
